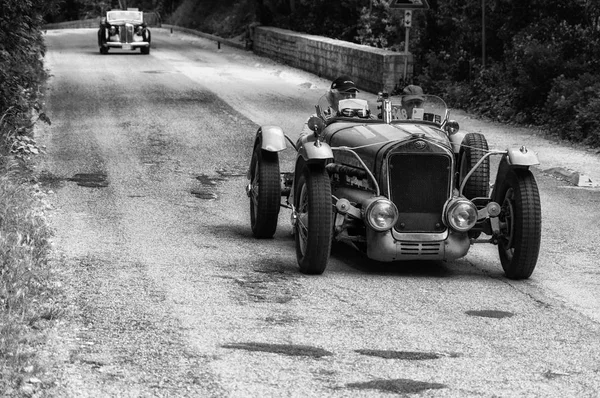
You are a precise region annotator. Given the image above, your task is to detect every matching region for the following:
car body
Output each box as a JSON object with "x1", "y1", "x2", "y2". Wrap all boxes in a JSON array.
[
  {"x1": 247, "y1": 92, "x2": 542, "y2": 279},
  {"x1": 97, "y1": 9, "x2": 151, "y2": 54}
]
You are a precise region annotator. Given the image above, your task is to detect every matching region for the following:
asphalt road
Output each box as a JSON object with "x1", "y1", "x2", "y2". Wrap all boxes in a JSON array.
[{"x1": 34, "y1": 28, "x2": 600, "y2": 397}]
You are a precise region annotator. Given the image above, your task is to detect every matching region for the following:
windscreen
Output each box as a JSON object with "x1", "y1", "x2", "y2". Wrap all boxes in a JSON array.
[{"x1": 107, "y1": 11, "x2": 143, "y2": 24}]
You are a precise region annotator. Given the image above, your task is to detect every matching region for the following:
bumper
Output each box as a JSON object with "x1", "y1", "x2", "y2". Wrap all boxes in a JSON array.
[
  {"x1": 104, "y1": 41, "x2": 150, "y2": 49},
  {"x1": 366, "y1": 229, "x2": 470, "y2": 262}
]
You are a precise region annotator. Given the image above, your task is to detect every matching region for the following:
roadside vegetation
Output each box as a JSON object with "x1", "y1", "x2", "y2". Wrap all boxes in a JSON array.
[{"x1": 1, "y1": 0, "x2": 61, "y2": 395}]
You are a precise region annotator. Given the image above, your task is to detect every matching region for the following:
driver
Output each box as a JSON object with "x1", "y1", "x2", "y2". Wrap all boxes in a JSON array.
[
  {"x1": 302, "y1": 76, "x2": 361, "y2": 136},
  {"x1": 401, "y1": 85, "x2": 425, "y2": 120},
  {"x1": 321, "y1": 75, "x2": 360, "y2": 117}
]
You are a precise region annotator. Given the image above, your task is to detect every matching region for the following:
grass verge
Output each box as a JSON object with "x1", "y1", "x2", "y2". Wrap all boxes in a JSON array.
[{"x1": 0, "y1": 156, "x2": 56, "y2": 396}]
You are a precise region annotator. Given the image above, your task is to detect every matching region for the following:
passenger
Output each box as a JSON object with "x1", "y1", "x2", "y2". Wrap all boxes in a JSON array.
[{"x1": 400, "y1": 84, "x2": 425, "y2": 120}]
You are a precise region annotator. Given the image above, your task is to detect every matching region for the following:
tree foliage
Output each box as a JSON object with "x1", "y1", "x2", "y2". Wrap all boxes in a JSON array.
[
  {"x1": 47, "y1": 0, "x2": 164, "y2": 22},
  {"x1": 0, "y1": 0, "x2": 61, "y2": 154}
]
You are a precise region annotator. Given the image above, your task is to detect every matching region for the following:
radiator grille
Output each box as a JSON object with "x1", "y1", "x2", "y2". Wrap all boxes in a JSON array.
[
  {"x1": 119, "y1": 24, "x2": 134, "y2": 43},
  {"x1": 388, "y1": 152, "x2": 451, "y2": 233}
]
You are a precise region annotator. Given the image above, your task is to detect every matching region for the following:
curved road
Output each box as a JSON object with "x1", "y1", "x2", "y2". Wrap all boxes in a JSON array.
[{"x1": 35, "y1": 28, "x2": 600, "y2": 397}]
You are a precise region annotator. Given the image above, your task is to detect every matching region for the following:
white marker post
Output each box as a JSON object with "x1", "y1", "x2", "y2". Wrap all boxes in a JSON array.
[{"x1": 404, "y1": 10, "x2": 412, "y2": 81}]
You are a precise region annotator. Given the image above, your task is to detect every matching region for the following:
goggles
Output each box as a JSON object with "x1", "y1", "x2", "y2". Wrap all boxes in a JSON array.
[{"x1": 340, "y1": 108, "x2": 370, "y2": 118}]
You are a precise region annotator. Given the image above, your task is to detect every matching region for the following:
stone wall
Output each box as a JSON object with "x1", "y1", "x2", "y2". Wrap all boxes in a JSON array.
[{"x1": 252, "y1": 26, "x2": 411, "y2": 93}]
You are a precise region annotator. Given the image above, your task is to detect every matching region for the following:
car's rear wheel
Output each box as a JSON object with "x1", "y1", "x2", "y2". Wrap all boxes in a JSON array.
[
  {"x1": 497, "y1": 168, "x2": 541, "y2": 280},
  {"x1": 459, "y1": 133, "x2": 490, "y2": 199},
  {"x1": 249, "y1": 146, "x2": 280, "y2": 238},
  {"x1": 99, "y1": 47, "x2": 109, "y2": 54},
  {"x1": 141, "y1": 46, "x2": 150, "y2": 54},
  {"x1": 294, "y1": 164, "x2": 333, "y2": 275}
]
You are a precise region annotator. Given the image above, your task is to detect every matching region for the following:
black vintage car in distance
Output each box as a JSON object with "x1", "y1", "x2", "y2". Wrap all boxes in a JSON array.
[{"x1": 97, "y1": 9, "x2": 151, "y2": 54}]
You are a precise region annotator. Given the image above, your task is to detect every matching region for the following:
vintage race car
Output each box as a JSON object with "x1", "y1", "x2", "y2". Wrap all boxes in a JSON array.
[
  {"x1": 246, "y1": 92, "x2": 542, "y2": 280},
  {"x1": 97, "y1": 9, "x2": 151, "y2": 54}
]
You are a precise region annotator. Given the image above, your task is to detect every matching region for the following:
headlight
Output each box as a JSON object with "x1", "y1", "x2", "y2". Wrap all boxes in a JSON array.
[
  {"x1": 445, "y1": 199, "x2": 477, "y2": 232},
  {"x1": 365, "y1": 199, "x2": 398, "y2": 231}
]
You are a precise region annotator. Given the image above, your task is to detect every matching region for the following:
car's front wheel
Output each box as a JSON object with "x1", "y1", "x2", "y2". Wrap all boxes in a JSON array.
[
  {"x1": 249, "y1": 146, "x2": 280, "y2": 238},
  {"x1": 294, "y1": 164, "x2": 333, "y2": 275},
  {"x1": 496, "y1": 168, "x2": 541, "y2": 280},
  {"x1": 141, "y1": 30, "x2": 151, "y2": 54}
]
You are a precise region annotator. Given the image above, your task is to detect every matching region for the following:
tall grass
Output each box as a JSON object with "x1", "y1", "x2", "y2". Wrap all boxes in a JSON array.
[{"x1": 0, "y1": 156, "x2": 53, "y2": 394}]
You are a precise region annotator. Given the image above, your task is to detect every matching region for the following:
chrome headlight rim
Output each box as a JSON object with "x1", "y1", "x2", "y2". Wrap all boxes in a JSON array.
[
  {"x1": 365, "y1": 198, "x2": 399, "y2": 232},
  {"x1": 445, "y1": 198, "x2": 478, "y2": 232}
]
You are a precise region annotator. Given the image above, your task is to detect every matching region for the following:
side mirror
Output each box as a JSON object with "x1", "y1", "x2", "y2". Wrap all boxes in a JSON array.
[{"x1": 307, "y1": 116, "x2": 325, "y2": 133}]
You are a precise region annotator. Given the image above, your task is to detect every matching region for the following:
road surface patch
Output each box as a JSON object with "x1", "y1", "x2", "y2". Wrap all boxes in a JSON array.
[
  {"x1": 346, "y1": 378, "x2": 446, "y2": 394},
  {"x1": 465, "y1": 309, "x2": 514, "y2": 318},
  {"x1": 355, "y1": 349, "x2": 460, "y2": 360},
  {"x1": 221, "y1": 342, "x2": 333, "y2": 358},
  {"x1": 68, "y1": 173, "x2": 109, "y2": 188}
]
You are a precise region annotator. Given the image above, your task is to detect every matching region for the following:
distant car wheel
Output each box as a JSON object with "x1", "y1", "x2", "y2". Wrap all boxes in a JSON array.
[
  {"x1": 459, "y1": 133, "x2": 490, "y2": 199},
  {"x1": 294, "y1": 164, "x2": 333, "y2": 275},
  {"x1": 249, "y1": 146, "x2": 280, "y2": 238},
  {"x1": 141, "y1": 30, "x2": 151, "y2": 54},
  {"x1": 496, "y1": 168, "x2": 541, "y2": 280},
  {"x1": 99, "y1": 47, "x2": 108, "y2": 54}
]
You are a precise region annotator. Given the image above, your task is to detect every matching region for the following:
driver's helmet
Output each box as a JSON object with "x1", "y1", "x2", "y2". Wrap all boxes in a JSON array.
[
  {"x1": 402, "y1": 85, "x2": 425, "y2": 107},
  {"x1": 329, "y1": 76, "x2": 359, "y2": 113}
]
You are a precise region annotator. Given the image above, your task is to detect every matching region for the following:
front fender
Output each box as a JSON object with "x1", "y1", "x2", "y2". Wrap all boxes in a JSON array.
[
  {"x1": 490, "y1": 148, "x2": 539, "y2": 202},
  {"x1": 297, "y1": 134, "x2": 334, "y2": 162},
  {"x1": 255, "y1": 125, "x2": 287, "y2": 152},
  {"x1": 506, "y1": 147, "x2": 539, "y2": 166},
  {"x1": 449, "y1": 131, "x2": 466, "y2": 154}
]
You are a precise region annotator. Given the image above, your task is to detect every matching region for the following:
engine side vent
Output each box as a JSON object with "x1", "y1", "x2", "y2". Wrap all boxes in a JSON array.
[{"x1": 399, "y1": 242, "x2": 442, "y2": 256}]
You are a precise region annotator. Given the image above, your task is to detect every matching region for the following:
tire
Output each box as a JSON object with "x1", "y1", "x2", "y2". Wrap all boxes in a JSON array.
[
  {"x1": 98, "y1": 28, "x2": 108, "y2": 54},
  {"x1": 497, "y1": 168, "x2": 541, "y2": 280},
  {"x1": 459, "y1": 133, "x2": 490, "y2": 199},
  {"x1": 294, "y1": 164, "x2": 333, "y2": 275},
  {"x1": 141, "y1": 30, "x2": 151, "y2": 54},
  {"x1": 249, "y1": 146, "x2": 281, "y2": 238}
]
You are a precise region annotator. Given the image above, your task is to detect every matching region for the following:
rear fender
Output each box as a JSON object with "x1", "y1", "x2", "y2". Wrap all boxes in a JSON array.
[{"x1": 254, "y1": 126, "x2": 287, "y2": 153}]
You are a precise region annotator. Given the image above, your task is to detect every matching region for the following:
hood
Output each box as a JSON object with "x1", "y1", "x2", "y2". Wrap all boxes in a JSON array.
[{"x1": 324, "y1": 121, "x2": 450, "y2": 171}]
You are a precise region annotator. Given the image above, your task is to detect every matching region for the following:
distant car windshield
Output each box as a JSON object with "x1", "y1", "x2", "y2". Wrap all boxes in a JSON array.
[{"x1": 106, "y1": 10, "x2": 143, "y2": 24}]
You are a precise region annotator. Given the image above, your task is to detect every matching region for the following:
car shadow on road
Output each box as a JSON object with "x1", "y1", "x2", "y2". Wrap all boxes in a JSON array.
[
  {"x1": 329, "y1": 242, "x2": 452, "y2": 277},
  {"x1": 329, "y1": 242, "x2": 500, "y2": 279}
]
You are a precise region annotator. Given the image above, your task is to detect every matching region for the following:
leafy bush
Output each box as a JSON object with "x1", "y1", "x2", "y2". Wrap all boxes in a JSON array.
[
  {"x1": 0, "y1": 158, "x2": 53, "y2": 394},
  {"x1": 0, "y1": 0, "x2": 59, "y2": 153},
  {"x1": 546, "y1": 73, "x2": 600, "y2": 146},
  {"x1": 355, "y1": 0, "x2": 404, "y2": 50}
]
